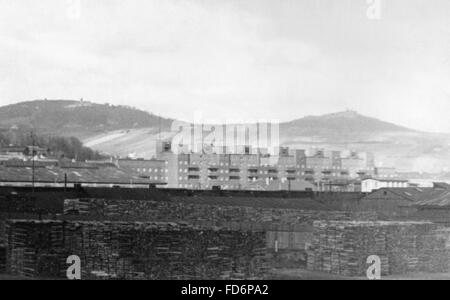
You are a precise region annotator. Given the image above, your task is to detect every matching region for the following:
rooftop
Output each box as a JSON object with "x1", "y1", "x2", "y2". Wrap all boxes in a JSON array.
[
  {"x1": 373, "y1": 187, "x2": 449, "y2": 202},
  {"x1": 0, "y1": 165, "x2": 157, "y2": 185},
  {"x1": 414, "y1": 190, "x2": 450, "y2": 208}
]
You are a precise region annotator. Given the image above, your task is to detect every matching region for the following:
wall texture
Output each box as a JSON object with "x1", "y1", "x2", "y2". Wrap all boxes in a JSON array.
[
  {"x1": 307, "y1": 221, "x2": 449, "y2": 277},
  {"x1": 63, "y1": 198, "x2": 378, "y2": 230},
  {"x1": 0, "y1": 218, "x2": 5, "y2": 272},
  {"x1": 5, "y1": 220, "x2": 269, "y2": 280}
]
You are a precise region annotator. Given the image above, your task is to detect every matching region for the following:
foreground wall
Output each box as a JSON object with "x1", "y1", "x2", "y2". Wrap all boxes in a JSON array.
[
  {"x1": 64, "y1": 198, "x2": 378, "y2": 228},
  {"x1": 0, "y1": 219, "x2": 5, "y2": 272},
  {"x1": 413, "y1": 208, "x2": 450, "y2": 225},
  {"x1": 63, "y1": 198, "x2": 379, "y2": 255},
  {"x1": 307, "y1": 221, "x2": 449, "y2": 277},
  {"x1": 5, "y1": 220, "x2": 268, "y2": 280},
  {"x1": 64, "y1": 198, "x2": 379, "y2": 253}
]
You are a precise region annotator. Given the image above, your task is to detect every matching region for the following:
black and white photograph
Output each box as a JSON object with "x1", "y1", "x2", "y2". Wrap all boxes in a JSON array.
[{"x1": 0, "y1": 0, "x2": 450, "y2": 288}]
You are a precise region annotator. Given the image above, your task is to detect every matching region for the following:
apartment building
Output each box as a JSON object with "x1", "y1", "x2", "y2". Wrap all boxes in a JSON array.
[
  {"x1": 155, "y1": 141, "x2": 375, "y2": 191},
  {"x1": 341, "y1": 151, "x2": 375, "y2": 178},
  {"x1": 117, "y1": 158, "x2": 168, "y2": 185}
]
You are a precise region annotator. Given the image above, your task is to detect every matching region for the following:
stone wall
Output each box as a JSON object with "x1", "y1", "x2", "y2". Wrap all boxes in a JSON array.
[
  {"x1": 5, "y1": 219, "x2": 268, "y2": 280},
  {"x1": 307, "y1": 221, "x2": 449, "y2": 277},
  {"x1": 63, "y1": 198, "x2": 378, "y2": 230},
  {"x1": 0, "y1": 219, "x2": 5, "y2": 245},
  {"x1": 0, "y1": 219, "x2": 5, "y2": 272}
]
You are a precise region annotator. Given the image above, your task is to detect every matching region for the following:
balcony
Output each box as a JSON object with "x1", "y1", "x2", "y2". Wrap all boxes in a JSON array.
[{"x1": 304, "y1": 170, "x2": 315, "y2": 175}]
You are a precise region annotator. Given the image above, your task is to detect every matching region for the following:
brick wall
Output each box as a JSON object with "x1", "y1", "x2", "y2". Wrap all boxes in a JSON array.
[
  {"x1": 0, "y1": 218, "x2": 5, "y2": 272},
  {"x1": 5, "y1": 220, "x2": 269, "y2": 280},
  {"x1": 63, "y1": 198, "x2": 378, "y2": 230},
  {"x1": 0, "y1": 219, "x2": 5, "y2": 245},
  {"x1": 307, "y1": 221, "x2": 449, "y2": 277}
]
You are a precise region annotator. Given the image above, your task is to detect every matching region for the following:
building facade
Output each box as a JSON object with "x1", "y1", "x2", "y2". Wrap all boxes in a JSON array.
[
  {"x1": 361, "y1": 178, "x2": 410, "y2": 193},
  {"x1": 156, "y1": 141, "x2": 375, "y2": 191},
  {"x1": 117, "y1": 158, "x2": 168, "y2": 185}
]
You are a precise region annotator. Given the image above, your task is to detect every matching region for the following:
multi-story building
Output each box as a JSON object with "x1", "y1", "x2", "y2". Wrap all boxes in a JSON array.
[
  {"x1": 155, "y1": 141, "x2": 375, "y2": 191},
  {"x1": 341, "y1": 151, "x2": 375, "y2": 178},
  {"x1": 374, "y1": 167, "x2": 398, "y2": 178},
  {"x1": 117, "y1": 158, "x2": 168, "y2": 185}
]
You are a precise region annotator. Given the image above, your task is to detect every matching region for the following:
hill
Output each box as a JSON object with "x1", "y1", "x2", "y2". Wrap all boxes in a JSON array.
[
  {"x1": 279, "y1": 111, "x2": 450, "y2": 173},
  {"x1": 281, "y1": 110, "x2": 414, "y2": 142},
  {"x1": 0, "y1": 100, "x2": 173, "y2": 139}
]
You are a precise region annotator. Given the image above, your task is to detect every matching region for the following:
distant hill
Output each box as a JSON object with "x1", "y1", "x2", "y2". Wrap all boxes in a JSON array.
[
  {"x1": 0, "y1": 100, "x2": 173, "y2": 139},
  {"x1": 1, "y1": 100, "x2": 450, "y2": 173},
  {"x1": 281, "y1": 110, "x2": 414, "y2": 142},
  {"x1": 280, "y1": 111, "x2": 450, "y2": 173}
]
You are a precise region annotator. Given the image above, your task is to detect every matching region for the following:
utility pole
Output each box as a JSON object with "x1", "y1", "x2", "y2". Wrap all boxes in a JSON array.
[{"x1": 30, "y1": 131, "x2": 36, "y2": 193}]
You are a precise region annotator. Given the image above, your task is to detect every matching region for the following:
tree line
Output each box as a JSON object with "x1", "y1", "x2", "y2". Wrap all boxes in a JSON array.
[{"x1": 0, "y1": 129, "x2": 106, "y2": 161}]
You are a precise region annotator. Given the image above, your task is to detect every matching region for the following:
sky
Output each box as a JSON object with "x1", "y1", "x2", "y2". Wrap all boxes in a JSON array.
[{"x1": 0, "y1": 0, "x2": 449, "y2": 132}]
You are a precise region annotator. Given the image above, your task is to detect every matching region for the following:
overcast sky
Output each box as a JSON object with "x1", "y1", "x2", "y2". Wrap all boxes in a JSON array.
[{"x1": 0, "y1": 0, "x2": 449, "y2": 132}]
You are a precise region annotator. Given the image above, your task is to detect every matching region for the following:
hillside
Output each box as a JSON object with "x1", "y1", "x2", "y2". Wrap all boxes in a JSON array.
[
  {"x1": 281, "y1": 110, "x2": 414, "y2": 142},
  {"x1": 82, "y1": 110, "x2": 450, "y2": 173},
  {"x1": 1, "y1": 100, "x2": 450, "y2": 172},
  {"x1": 279, "y1": 111, "x2": 450, "y2": 173},
  {"x1": 0, "y1": 100, "x2": 173, "y2": 139}
]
